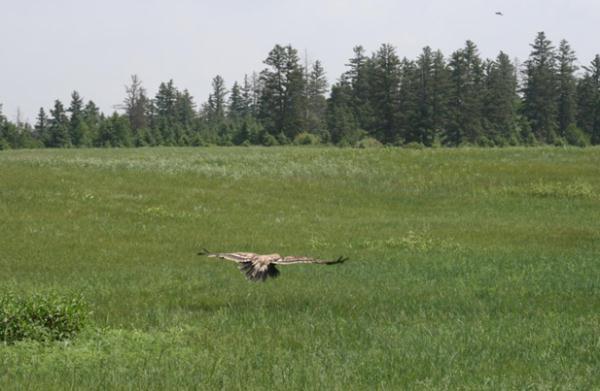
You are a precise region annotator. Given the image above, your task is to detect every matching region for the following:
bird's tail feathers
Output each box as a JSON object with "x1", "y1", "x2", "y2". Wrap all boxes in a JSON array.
[
  {"x1": 239, "y1": 262, "x2": 279, "y2": 282},
  {"x1": 325, "y1": 256, "x2": 349, "y2": 265}
]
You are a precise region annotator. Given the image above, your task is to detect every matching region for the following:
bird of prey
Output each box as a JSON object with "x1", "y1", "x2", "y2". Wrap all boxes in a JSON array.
[
  {"x1": 198, "y1": 249, "x2": 348, "y2": 282},
  {"x1": 495, "y1": 11, "x2": 503, "y2": 16}
]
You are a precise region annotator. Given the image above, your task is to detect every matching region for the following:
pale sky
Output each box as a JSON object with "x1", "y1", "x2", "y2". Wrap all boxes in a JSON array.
[{"x1": 1, "y1": 0, "x2": 599, "y2": 122}]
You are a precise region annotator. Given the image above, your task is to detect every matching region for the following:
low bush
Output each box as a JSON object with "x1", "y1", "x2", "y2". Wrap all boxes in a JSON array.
[
  {"x1": 0, "y1": 292, "x2": 89, "y2": 343},
  {"x1": 293, "y1": 132, "x2": 321, "y2": 145},
  {"x1": 565, "y1": 124, "x2": 589, "y2": 147},
  {"x1": 261, "y1": 133, "x2": 279, "y2": 146}
]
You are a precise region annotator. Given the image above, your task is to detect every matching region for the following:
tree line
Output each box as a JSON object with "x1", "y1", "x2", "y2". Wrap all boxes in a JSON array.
[{"x1": 1, "y1": 31, "x2": 600, "y2": 150}]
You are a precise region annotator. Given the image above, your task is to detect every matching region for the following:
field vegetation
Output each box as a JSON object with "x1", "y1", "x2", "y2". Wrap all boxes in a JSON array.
[{"x1": 1, "y1": 147, "x2": 599, "y2": 389}]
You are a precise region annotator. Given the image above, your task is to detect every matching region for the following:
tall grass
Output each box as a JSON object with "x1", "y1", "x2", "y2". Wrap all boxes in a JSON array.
[{"x1": 0, "y1": 147, "x2": 599, "y2": 389}]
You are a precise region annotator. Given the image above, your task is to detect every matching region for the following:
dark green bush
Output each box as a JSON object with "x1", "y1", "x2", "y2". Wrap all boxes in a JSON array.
[
  {"x1": 0, "y1": 292, "x2": 89, "y2": 343},
  {"x1": 565, "y1": 123, "x2": 589, "y2": 147},
  {"x1": 262, "y1": 133, "x2": 279, "y2": 146},
  {"x1": 293, "y1": 132, "x2": 321, "y2": 145}
]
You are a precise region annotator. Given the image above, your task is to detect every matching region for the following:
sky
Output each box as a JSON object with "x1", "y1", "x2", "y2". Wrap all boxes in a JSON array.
[{"x1": 1, "y1": 0, "x2": 599, "y2": 122}]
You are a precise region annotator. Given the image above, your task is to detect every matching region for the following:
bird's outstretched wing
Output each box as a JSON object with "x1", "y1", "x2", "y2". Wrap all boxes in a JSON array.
[
  {"x1": 274, "y1": 255, "x2": 348, "y2": 265},
  {"x1": 198, "y1": 249, "x2": 257, "y2": 263}
]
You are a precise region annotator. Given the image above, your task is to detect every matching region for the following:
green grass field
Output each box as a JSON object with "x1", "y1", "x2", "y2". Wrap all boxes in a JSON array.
[{"x1": 1, "y1": 147, "x2": 599, "y2": 389}]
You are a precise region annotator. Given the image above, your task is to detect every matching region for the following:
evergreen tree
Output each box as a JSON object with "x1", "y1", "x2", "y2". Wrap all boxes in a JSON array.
[
  {"x1": 68, "y1": 91, "x2": 88, "y2": 147},
  {"x1": 259, "y1": 44, "x2": 306, "y2": 140},
  {"x1": 482, "y1": 52, "x2": 518, "y2": 144},
  {"x1": 397, "y1": 58, "x2": 420, "y2": 144},
  {"x1": 522, "y1": 32, "x2": 559, "y2": 143},
  {"x1": 0, "y1": 121, "x2": 19, "y2": 150},
  {"x1": 48, "y1": 100, "x2": 70, "y2": 147},
  {"x1": 233, "y1": 116, "x2": 263, "y2": 145},
  {"x1": 97, "y1": 113, "x2": 132, "y2": 147},
  {"x1": 174, "y1": 89, "x2": 196, "y2": 145},
  {"x1": 346, "y1": 46, "x2": 374, "y2": 132},
  {"x1": 556, "y1": 39, "x2": 578, "y2": 138},
  {"x1": 370, "y1": 43, "x2": 401, "y2": 143},
  {"x1": 447, "y1": 41, "x2": 485, "y2": 145},
  {"x1": 83, "y1": 101, "x2": 102, "y2": 145},
  {"x1": 34, "y1": 107, "x2": 50, "y2": 146},
  {"x1": 411, "y1": 47, "x2": 436, "y2": 145},
  {"x1": 207, "y1": 75, "x2": 228, "y2": 124},
  {"x1": 305, "y1": 60, "x2": 329, "y2": 138},
  {"x1": 228, "y1": 81, "x2": 245, "y2": 120},
  {"x1": 577, "y1": 55, "x2": 600, "y2": 144},
  {"x1": 430, "y1": 50, "x2": 451, "y2": 140},
  {"x1": 153, "y1": 80, "x2": 179, "y2": 144},
  {"x1": 327, "y1": 76, "x2": 360, "y2": 144},
  {"x1": 0, "y1": 105, "x2": 12, "y2": 150}
]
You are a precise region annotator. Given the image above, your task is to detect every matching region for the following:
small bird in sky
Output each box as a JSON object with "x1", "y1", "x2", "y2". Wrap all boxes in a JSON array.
[
  {"x1": 198, "y1": 249, "x2": 348, "y2": 282},
  {"x1": 495, "y1": 11, "x2": 504, "y2": 16}
]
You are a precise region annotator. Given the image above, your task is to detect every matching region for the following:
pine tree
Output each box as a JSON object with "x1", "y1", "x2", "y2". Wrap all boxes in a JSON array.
[
  {"x1": 34, "y1": 108, "x2": 50, "y2": 146},
  {"x1": 327, "y1": 76, "x2": 360, "y2": 144},
  {"x1": 430, "y1": 50, "x2": 451, "y2": 141},
  {"x1": 48, "y1": 100, "x2": 70, "y2": 147},
  {"x1": 482, "y1": 52, "x2": 518, "y2": 144},
  {"x1": 68, "y1": 91, "x2": 88, "y2": 147},
  {"x1": 153, "y1": 80, "x2": 178, "y2": 145},
  {"x1": 577, "y1": 55, "x2": 600, "y2": 144},
  {"x1": 397, "y1": 58, "x2": 420, "y2": 144},
  {"x1": 0, "y1": 105, "x2": 10, "y2": 150},
  {"x1": 174, "y1": 89, "x2": 196, "y2": 145},
  {"x1": 207, "y1": 75, "x2": 228, "y2": 124},
  {"x1": 346, "y1": 46, "x2": 373, "y2": 131},
  {"x1": 305, "y1": 60, "x2": 328, "y2": 138},
  {"x1": 370, "y1": 43, "x2": 401, "y2": 143},
  {"x1": 412, "y1": 47, "x2": 436, "y2": 144},
  {"x1": 447, "y1": 41, "x2": 485, "y2": 145},
  {"x1": 228, "y1": 81, "x2": 245, "y2": 120},
  {"x1": 522, "y1": 32, "x2": 559, "y2": 143},
  {"x1": 97, "y1": 113, "x2": 132, "y2": 147},
  {"x1": 259, "y1": 44, "x2": 306, "y2": 140},
  {"x1": 83, "y1": 101, "x2": 102, "y2": 146},
  {"x1": 556, "y1": 39, "x2": 578, "y2": 139}
]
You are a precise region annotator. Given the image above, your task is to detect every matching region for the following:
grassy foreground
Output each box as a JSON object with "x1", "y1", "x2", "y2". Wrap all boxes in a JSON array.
[{"x1": 1, "y1": 147, "x2": 599, "y2": 389}]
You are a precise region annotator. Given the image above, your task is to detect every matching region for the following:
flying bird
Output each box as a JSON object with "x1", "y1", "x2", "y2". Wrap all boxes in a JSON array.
[
  {"x1": 198, "y1": 249, "x2": 348, "y2": 282},
  {"x1": 495, "y1": 11, "x2": 503, "y2": 16}
]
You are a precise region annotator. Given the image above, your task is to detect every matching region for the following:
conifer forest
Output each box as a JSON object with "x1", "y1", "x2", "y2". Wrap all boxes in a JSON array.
[{"x1": 2, "y1": 32, "x2": 599, "y2": 150}]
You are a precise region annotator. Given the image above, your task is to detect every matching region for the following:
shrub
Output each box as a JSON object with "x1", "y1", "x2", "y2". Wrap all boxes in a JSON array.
[
  {"x1": 565, "y1": 123, "x2": 589, "y2": 147},
  {"x1": 261, "y1": 133, "x2": 279, "y2": 146},
  {"x1": 0, "y1": 292, "x2": 89, "y2": 343},
  {"x1": 0, "y1": 137, "x2": 10, "y2": 150},
  {"x1": 293, "y1": 132, "x2": 321, "y2": 145},
  {"x1": 276, "y1": 132, "x2": 289, "y2": 145},
  {"x1": 356, "y1": 137, "x2": 383, "y2": 149},
  {"x1": 191, "y1": 134, "x2": 208, "y2": 147},
  {"x1": 553, "y1": 137, "x2": 566, "y2": 147}
]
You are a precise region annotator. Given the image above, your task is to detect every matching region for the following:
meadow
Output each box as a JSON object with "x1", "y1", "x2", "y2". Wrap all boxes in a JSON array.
[{"x1": 1, "y1": 146, "x2": 599, "y2": 389}]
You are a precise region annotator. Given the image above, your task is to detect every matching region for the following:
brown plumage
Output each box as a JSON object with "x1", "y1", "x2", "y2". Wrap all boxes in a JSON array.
[{"x1": 197, "y1": 249, "x2": 348, "y2": 282}]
